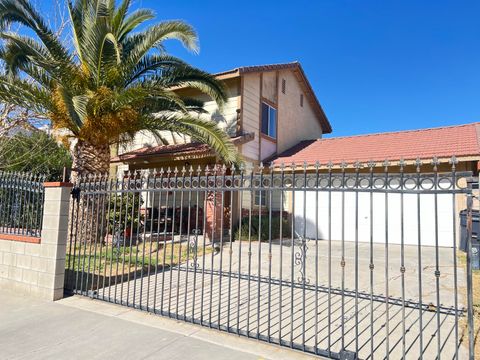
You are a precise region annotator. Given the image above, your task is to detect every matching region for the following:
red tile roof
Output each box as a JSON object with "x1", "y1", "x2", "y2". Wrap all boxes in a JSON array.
[
  {"x1": 272, "y1": 122, "x2": 480, "y2": 165},
  {"x1": 111, "y1": 143, "x2": 212, "y2": 163},
  {"x1": 111, "y1": 133, "x2": 255, "y2": 163}
]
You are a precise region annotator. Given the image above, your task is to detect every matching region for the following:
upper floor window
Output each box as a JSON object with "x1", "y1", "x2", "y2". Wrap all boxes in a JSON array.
[
  {"x1": 261, "y1": 102, "x2": 277, "y2": 139},
  {"x1": 300, "y1": 94, "x2": 304, "y2": 107},
  {"x1": 281, "y1": 79, "x2": 286, "y2": 94}
]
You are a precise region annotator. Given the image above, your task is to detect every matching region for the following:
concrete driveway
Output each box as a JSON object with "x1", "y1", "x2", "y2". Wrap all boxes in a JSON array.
[{"x1": 96, "y1": 239, "x2": 469, "y2": 359}]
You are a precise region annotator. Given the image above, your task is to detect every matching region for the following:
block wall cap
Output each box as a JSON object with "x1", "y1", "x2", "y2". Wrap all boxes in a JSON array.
[
  {"x1": 0, "y1": 234, "x2": 41, "y2": 244},
  {"x1": 43, "y1": 182, "x2": 73, "y2": 188}
]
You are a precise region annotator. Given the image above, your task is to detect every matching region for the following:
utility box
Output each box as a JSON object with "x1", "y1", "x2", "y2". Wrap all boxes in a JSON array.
[{"x1": 459, "y1": 209, "x2": 480, "y2": 270}]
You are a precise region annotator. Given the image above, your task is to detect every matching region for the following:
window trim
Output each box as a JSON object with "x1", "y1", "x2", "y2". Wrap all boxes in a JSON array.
[{"x1": 260, "y1": 100, "x2": 277, "y2": 139}]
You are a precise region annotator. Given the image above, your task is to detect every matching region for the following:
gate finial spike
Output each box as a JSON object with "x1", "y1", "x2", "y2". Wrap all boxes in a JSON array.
[
  {"x1": 327, "y1": 161, "x2": 334, "y2": 170},
  {"x1": 354, "y1": 160, "x2": 362, "y2": 170},
  {"x1": 367, "y1": 160, "x2": 376, "y2": 170},
  {"x1": 415, "y1": 158, "x2": 422, "y2": 172},
  {"x1": 382, "y1": 159, "x2": 390, "y2": 169},
  {"x1": 449, "y1": 155, "x2": 458, "y2": 165},
  {"x1": 239, "y1": 162, "x2": 245, "y2": 173},
  {"x1": 399, "y1": 158, "x2": 406, "y2": 171},
  {"x1": 340, "y1": 161, "x2": 347, "y2": 170},
  {"x1": 431, "y1": 156, "x2": 440, "y2": 171}
]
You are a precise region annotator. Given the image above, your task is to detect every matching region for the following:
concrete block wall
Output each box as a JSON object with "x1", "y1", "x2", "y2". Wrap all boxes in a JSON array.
[{"x1": 0, "y1": 183, "x2": 71, "y2": 300}]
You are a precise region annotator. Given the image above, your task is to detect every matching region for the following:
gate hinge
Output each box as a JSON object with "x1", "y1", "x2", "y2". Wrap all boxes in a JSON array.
[{"x1": 71, "y1": 187, "x2": 81, "y2": 200}]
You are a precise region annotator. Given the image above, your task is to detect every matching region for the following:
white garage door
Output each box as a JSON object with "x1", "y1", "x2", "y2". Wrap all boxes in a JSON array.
[{"x1": 294, "y1": 190, "x2": 456, "y2": 247}]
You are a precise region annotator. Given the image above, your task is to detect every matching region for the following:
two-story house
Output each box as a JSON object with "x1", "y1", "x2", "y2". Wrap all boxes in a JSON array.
[
  {"x1": 110, "y1": 62, "x2": 332, "y2": 237},
  {"x1": 111, "y1": 61, "x2": 331, "y2": 171}
]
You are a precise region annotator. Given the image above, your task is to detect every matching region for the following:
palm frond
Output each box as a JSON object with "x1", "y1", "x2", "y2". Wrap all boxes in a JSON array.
[
  {"x1": 123, "y1": 20, "x2": 198, "y2": 70},
  {"x1": 117, "y1": 9, "x2": 154, "y2": 41},
  {"x1": 80, "y1": 14, "x2": 119, "y2": 84},
  {"x1": 157, "y1": 64, "x2": 228, "y2": 107},
  {"x1": 111, "y1": 0, "x2": 130, "y2": 34},
  {"x1": 0, "y1": 75, "x2": 51, "y2": 114},
  {"x1": 141, "y1": 113, "x2": 241, "y2": 165},
  {"x1": 56, "y1": 86, "x2": 84, "y2": 131},
  {"x1": 124, "y1": 54, "x2": 188, "y2": 86},
  {"x1": 0, "y1": 0, "x2": 72, "y2": 65}
]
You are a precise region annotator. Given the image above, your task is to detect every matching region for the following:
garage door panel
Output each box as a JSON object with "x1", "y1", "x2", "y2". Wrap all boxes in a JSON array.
[{"x1": 294, "y1": 190, "x2": 456, "y2": 247}]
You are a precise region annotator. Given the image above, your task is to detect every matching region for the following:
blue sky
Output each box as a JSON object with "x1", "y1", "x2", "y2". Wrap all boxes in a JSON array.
[{"x1": 47, "y1": 0, "x2": 480, "y2": 137}]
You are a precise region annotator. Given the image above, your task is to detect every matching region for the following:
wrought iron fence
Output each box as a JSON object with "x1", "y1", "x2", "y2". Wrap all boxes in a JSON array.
[
  {"x1": 65, "y1": 158, "x2": 476, "y2": 359},
  {"x1": 0, "y1": 171, "x2": 45, "y2": 237}
]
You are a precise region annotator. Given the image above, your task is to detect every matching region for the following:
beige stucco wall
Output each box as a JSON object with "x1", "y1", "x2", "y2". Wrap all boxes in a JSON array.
[
  {"x1": 260, "y1": 137, "x2": 277, "y2": 160},
  {"x1": 262, "y1": 71, "x2": 277, "y2": 104},
  {"x1": 276, "y1": 69, "x2": 323, "y2": 154},
  {"x1": 241, "y1": 73, "x2": 261, "y2": 161},
  {"x1": 240, "y1": 69, "x2": 325, "y2": 163},
  {"x1": 119, "y1": 79, "x2": 240, "y2": 156}
]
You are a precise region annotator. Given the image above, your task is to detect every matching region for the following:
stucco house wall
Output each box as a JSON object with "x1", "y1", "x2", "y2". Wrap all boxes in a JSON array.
[
  {"x1": 276, "y1": 69, "x2": 323, "y2": 154},
  {"x1": 240, "y1": 73, "x2": 261, "y2": 161}
]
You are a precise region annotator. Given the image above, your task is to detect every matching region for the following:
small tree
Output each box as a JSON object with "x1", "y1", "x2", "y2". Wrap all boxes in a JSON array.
[
  {"x1": 0, "y1": 130, "x2": 72, "y2": 180},
  {"x1": 107, "y1": 192, "x2": 143, "y2": 236}
]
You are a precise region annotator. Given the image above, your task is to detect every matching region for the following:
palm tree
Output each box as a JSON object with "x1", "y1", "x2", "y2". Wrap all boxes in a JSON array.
[{"x1": 0, "y1": 0, "x2": 239, "y2": 181}]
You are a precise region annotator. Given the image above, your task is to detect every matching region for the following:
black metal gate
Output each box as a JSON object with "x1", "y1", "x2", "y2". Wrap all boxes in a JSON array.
[{"x1": 65, "y1": 158, "x2": 476, "y2": 359}]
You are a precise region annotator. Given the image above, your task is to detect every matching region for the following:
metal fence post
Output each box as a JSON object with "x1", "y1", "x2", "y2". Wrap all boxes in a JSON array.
[{"x1": 466, "y1": 180, "x2": 475, "y2": 359}]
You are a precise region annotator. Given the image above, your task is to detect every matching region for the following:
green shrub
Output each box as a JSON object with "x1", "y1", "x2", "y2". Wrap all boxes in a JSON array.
[
  {"x1": 107, "y1": 193, "x2": 144, "y2": 235},
  {"x1": 234, "y1": 215, "x2": 291, "y2": 241}
]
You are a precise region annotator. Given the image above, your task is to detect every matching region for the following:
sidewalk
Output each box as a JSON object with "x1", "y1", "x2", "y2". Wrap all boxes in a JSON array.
[{"x1": 0, "y1": 291, "x2": 317, "y2": 360}]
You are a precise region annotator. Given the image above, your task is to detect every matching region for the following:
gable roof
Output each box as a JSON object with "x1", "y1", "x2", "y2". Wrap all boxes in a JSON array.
[
  {"x1": 272, "y1": 122, "x2": 480, "y2": 166},
  {"x1": 214, "y1": 62, "x2": 332, "y2": 134}
]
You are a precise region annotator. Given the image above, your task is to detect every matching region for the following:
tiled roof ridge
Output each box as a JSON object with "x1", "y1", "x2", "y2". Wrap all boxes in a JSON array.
[
  {"x1": 316, "y1": 122, "x2": 480, "y2": 142},
  {"x1": 214, "y1": 61, "x2": 299, "y2": 76}
]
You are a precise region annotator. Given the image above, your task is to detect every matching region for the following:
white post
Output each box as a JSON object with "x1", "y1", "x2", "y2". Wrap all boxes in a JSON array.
[{"x1": 37, "y1": 182, "x2": 72, "y2": 300}]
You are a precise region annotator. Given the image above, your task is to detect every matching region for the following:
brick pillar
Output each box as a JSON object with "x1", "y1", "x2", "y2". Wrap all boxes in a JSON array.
[
  {"x1": 205, "y1": 191, "x2": 223, "y2": 242},
  {"x1": 38, "y1": 182, "x2": 72, "y2": 300}
]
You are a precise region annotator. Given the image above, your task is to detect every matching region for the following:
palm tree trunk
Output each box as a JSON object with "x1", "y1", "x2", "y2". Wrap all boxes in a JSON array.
[
  {"x1": 70, "y1": 140, "x2": 111, "y2": 249},
  {"x1": 71, "y1": 140, "x2": 111, "y2": 182}
]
